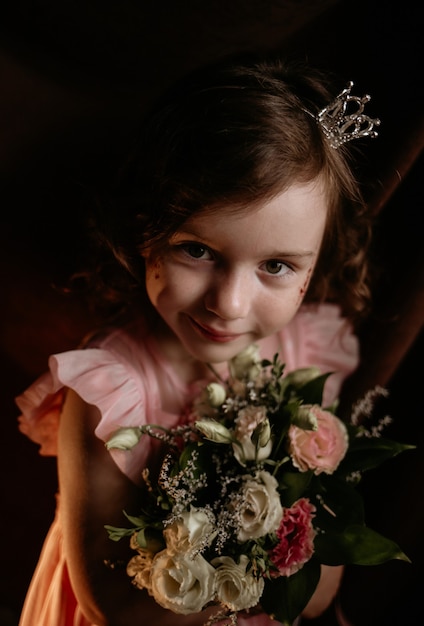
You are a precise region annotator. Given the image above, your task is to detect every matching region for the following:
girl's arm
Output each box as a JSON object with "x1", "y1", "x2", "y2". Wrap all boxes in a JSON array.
[{"x1": 58, "y1": 388, "x2": 222, "y2": 626}]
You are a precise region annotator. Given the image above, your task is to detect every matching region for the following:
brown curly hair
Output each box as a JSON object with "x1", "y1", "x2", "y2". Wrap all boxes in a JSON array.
[{"x1": 83, "y1": 55, "x2": 373, "y2": 325}]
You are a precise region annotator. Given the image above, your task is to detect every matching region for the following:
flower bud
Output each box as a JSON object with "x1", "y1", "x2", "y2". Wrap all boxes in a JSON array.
[
  {"x1": 195, "y1": 419, "x2": 233, "y2": 444},
  {"x1": 284, "y1": 367, "x2": 321, "y2": 388},
  {"x1": 105, "y1": 426, "x2": 143, "y2": 450},
  {"x1": 252, "y1": 418, "x2": 272, "y2": 448},
  {"x1": 206, "y1": 382, "x2": 227, "y2": 407},
  {"x1": 292, "y1": 405, "x2": 319, "y2": 431},
  {"x1": 229, "y1": 344, "x2": 262, "y2": 381}
]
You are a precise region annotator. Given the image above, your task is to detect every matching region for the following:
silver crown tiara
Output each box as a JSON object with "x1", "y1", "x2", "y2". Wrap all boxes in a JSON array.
[{"x1": 317, "y1": 81, "x2": 380, "y2": 149}]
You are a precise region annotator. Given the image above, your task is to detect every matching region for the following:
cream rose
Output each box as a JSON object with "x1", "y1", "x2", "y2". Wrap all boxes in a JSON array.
[
  {"x1": 288, "y1": 405, "x2": 348, "y2": 475},
  {"x1": 212, "y1": 554, "x2": 264, "y2": 611},
  {"x1": 164, "y1": 507, "x2": 216, "y2": 555},
  {"x1": 150, "y1": 550, "x2": 216, "y2": 614},
  {"x1": 236, "y1": 470, "x2": 283, "y2": 542}
]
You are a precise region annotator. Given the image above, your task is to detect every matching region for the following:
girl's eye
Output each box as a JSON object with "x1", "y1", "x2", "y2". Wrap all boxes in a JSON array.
[
  {"x1": 263, "y1": 260, "x2": 291, "y2": 276},
  {"x1": 181, "y1": 243, "x2": 212, "y2": 260}
]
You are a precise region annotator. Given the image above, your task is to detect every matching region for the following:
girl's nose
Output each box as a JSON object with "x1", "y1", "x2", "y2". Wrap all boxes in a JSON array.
[{"x1": 204, "y1": 270, "x2": 252, "y2": 320}]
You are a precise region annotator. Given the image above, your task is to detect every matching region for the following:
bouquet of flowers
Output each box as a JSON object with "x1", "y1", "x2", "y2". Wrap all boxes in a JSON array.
[{"x1": 105, "y1": 344, "x2": 412, "y2": 625}]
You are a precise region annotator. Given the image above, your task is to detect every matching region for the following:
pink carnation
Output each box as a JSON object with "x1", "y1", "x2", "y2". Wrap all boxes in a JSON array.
[
  {"x1": 270, "y1": 498, "x2": 316, "y2": 577},
  {"x1": 287, "y1": 405, "x2": 348, "y2": 475}
]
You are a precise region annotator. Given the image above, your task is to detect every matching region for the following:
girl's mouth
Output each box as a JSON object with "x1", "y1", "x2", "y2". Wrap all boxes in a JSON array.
[{"x1": 188, "y1": 317, "x2": 244, "y2": 343}]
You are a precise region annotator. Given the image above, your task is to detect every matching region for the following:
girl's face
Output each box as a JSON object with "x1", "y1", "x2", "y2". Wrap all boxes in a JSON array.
[{"x1": 144, "y1": 179, "x2": 328, "y2": 367}]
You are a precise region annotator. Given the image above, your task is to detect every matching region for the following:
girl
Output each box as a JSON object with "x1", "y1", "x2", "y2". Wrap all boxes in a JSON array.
[{"x1": 16, "y1": 55, "x2": 378, "y2": 626}]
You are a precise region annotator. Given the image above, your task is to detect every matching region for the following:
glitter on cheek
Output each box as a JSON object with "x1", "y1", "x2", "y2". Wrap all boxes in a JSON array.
[
  {"x1": 296, "y1": 266, "x2": 313, "y2": 306},
  {"x1": 151, "y1": 258, "x2": 162, "y2": 280}
]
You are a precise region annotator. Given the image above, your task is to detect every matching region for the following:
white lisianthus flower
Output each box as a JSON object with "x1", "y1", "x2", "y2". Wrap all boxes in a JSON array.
[
  {"x1": 229, "y1": 344, "x2": 262, "y2": 381},
  {"x1": 233, "y1": 407, "x2": 273, "y2": 464},
  {"x1": 233, "y1": 435, "x2": 273, "y2": 466},
  {"x1": 164, "y1": 506, "x2": 216, "y2": 555},
  {"x1": 236, "y1": 470, "x2": 283, "y2": 542},
  {"x1": 195, "y1": 419, "x2": 233, "y2": 444},
  {"x1": 252, "y1": 417, "x2": 272, "y2": 448},
  {"x1": 149, "y1": 550, "x2": 216, "y2": 614},
  {"x1": 212, "y1": 554, "x2": 264, "y2": 611},
  {"x1": 105, "y1": 426, "x2": 142, "y2": 450}
]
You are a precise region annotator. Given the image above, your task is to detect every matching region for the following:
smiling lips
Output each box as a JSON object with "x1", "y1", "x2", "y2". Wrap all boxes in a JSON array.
[{"x1": 189, "y1": 317, "x2": 244, "y2": 343}]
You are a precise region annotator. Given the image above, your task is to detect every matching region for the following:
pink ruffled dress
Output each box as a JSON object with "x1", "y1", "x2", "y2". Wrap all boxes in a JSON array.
[{"x1": 16, "y1": 303, "x2": 359, "y2": 626}]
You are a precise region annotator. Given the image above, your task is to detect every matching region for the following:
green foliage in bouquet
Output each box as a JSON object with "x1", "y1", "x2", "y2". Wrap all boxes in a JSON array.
[{"x1": 105, "y1": 345, "x2": 413, "y2": 625}]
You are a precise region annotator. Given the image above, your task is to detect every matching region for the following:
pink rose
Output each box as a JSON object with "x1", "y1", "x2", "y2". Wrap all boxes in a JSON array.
[
  {"x1": 287, "y1": 405, "x2": 348, "y2": 475},
  {"x1": 270, "y1": 498, "x2": 316, "y2": 577}
]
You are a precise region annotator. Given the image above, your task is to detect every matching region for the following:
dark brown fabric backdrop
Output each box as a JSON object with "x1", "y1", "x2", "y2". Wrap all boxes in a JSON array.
[{"x1": 1, "y1": 2, "x2": 423, "y2": 624}]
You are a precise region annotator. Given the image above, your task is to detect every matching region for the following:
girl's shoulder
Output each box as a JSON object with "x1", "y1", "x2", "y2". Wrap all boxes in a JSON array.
[{"x1": 15, "y1": 317, "x2": 168, "y2": 475}]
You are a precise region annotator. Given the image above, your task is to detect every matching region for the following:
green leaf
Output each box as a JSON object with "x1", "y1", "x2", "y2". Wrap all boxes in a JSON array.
[
  {"x1": 123, "y1": 510, "x2": 149, "y2": 528},
  {"x1": 312, "y1": 476, "x2": 365, "y2": 531},
  {"x1": 314, "y1": 525, "x2": 410, "y2": 566},
  {"x1": 261, "y1": 559, "x2": 321, "y2": 624},
  {"x1": 278, "y1": 470, "x2": 313, "y2": 506},
  {"x1": 104, "y1": 525, "x2": 135, "y2": 542},
  {"x1": 178, "y1": 441, "x2": 200, "y2": 469},
  {"x1": 338, "y1": 435, "x2": 415, "y2": 475},
  {"x1": 297, "y1": 373, "x2": 332, "y2": 405}
]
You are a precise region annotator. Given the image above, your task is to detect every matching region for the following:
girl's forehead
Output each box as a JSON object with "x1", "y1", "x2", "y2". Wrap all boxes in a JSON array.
[
  {"x1": 182, "y1": 177, "x2": 329, "y2": 225},
  {"x1": 172, "y1": 180, "x2": 328, "y2": 254}
]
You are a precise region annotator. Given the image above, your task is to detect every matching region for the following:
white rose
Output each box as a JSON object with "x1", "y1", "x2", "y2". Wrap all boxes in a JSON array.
[
  {"x1": 164, "y1": 507, "x2": 216, "y2": 555},
  {"x1": 212, "y1": 554, "x2": 264, "y2": 611},
  {"x1": 229, "y1": 344, "x2": 262, "y2": 381},
  {"x1": 236, "y1": 470, "x2": 283, "y2": 542},
  {"x1": 150, "y1": 550, "x2": 216, "y2": 614}
]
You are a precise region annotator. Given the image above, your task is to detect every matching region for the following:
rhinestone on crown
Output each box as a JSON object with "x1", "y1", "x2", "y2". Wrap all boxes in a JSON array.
[{"x1": 317, "y1": 81, "x2": 381, "y2": 149}]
